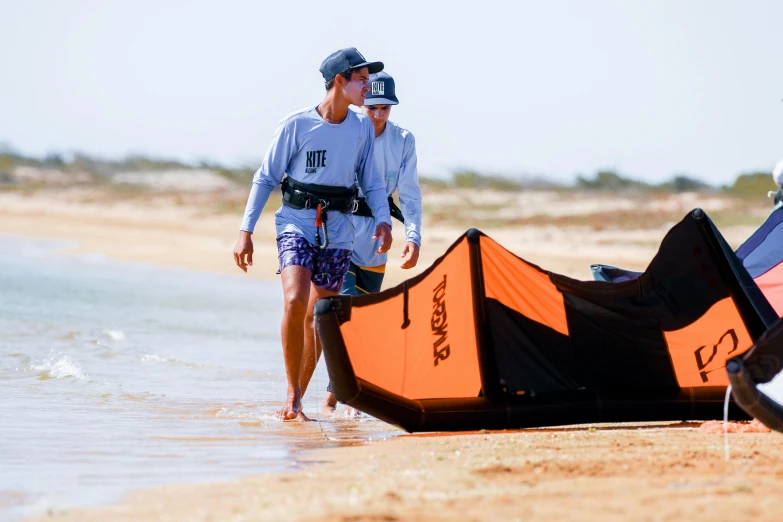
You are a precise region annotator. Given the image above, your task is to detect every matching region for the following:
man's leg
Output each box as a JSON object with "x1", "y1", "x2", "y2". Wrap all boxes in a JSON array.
[
  {"x1": 277, "y1": 264, "x2": 312, "y2": 421},
  {"x1": 301, "y1": 248, "x2": 351, "y2": 398},
  {"x1": 293, "y1": 248, "x2": 350, "y2": 418},
  {"x1": 301, "y1": 284, "x2": 337, "y2": 406},
  {"x1": 301, "y1": 282, "x2": 337, "y2": 396},
  {"x1": 342, "y1": 266, "x2": 385, "y2": 416},
  {"x1": 355, "y1": 265, "x2": 385, "y2": 294},
  {"x1": 305, "y1": 247, "x2": 351, "y2": 401},
  {"x1": 321, "y1": 262, "x2": 362, "y2": 415},
  {"x1": 321, "y1": 386, "x2": 339, "y2": 416},
  {"x1": 340, "y1": 263, "x2": 361, "y2": 296},
  {"x1": 322, "y1": 264, "x2": 385, "y2": 416}
]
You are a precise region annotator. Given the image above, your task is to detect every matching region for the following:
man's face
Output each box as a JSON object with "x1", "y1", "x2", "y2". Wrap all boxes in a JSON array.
[
  {"x1": 362, "y1": 104, "x2": 392, "y2": 126},
  {"x1": 341, "y1": 67, "x2": 370, "y2": 106}
]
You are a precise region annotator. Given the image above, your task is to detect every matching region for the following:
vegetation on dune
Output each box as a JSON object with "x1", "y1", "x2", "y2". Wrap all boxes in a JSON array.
[
  {"x1": 0, "y1": 144, "x2": 774, "y2": 196},
  {"x1": 423, "y1": 169, "x2": 773, "y2": 197},
  {"x1": 722, "y1": 171, "x2": 777, "y2": 197},
  {"x1": 0, "y1": 145, "x2": 777, "y2": 230}
]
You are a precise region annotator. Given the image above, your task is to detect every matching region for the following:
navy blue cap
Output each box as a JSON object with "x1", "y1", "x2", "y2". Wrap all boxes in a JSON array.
[
  {"x1": 319, "y1": 47, "x2": 383, "y2": 82},
  {"x1": 364, "y1": 72, "x2": 399, "y2": 106}
]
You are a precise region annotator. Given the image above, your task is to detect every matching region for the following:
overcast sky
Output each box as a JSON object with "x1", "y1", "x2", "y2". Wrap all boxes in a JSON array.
[{"x1": 1, "y1": 0, "x2": 781, "y2": 183}]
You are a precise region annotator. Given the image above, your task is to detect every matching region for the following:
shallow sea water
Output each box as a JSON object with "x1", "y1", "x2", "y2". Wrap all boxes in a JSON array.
[{"x1": 0, "y1": 236, "x2": 401, "y2": 521}]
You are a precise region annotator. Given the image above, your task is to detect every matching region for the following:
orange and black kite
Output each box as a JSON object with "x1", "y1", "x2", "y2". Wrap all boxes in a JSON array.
[{"x1": 315, "y1": 209, "x2": 778, "y2": 432}]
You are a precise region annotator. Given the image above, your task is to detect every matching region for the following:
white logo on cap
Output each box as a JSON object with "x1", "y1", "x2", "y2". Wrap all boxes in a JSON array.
[{"x1": 371, "y1": 81, "x2": 385, "y2": 96}]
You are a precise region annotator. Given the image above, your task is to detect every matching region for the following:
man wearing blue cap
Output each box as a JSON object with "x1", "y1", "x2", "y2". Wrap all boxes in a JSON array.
[
  {"x1": 233, "y1": 48, "x2": 393, "y2": 421},
  {"x1": 322, "y1": 71, "x2": 423, "y2": 416}
]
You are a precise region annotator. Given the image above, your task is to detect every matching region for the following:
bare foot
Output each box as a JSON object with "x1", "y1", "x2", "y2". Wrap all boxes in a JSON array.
[
  {"x1": 321, "y1": 392, "x2": 337, "y2": 417},
  {"x1": 275, "y1": 408, "x2": 313, "y2": 422},
  {"x1": 276, "y1": 386, "x2": 302, "y2": 421},
  {"x1": 345, "y1": 406, "x2": 360, "y2": 417},
  {"x1": 295, "y1": 411, "x2": 314, "y2": 422}
]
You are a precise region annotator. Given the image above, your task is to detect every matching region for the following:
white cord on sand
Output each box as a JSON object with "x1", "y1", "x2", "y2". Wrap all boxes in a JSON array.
[
  {"x1": 313, "y1": 319, "x2": 333, "y2": 441},
  {"x1": 723, "y1": 385, "x2": 732, "y2": 462}
]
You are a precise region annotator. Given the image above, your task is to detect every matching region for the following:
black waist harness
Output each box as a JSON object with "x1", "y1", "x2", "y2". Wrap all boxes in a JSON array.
[
  {"x1": 354, "y1": 196, "x2": 405, "y2": 224},
  {"x1": 281, "y1": 177, "x2": 358, "y2": 213},
  {"x1": 280, "y1": 177, "x2": 358, "y2": 249}
]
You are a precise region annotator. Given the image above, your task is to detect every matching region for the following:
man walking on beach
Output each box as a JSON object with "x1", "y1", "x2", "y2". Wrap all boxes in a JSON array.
[
  {"x1": 233, "y1": 48, "x2": 393, "y2": 421},
  {"x1": 322, "y1": 71, "x2": 423, "y2": 416}
]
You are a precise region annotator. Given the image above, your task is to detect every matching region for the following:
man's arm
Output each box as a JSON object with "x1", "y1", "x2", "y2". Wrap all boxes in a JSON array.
[
  {"x1": 234, "y1": 121, "x2": 296, "y2": 271},
  {"x1": 240, "y1": 122, "x2": 295, "y2": 233},
  {"x1": 396, "y1": 133, "x2": 423, "y2": 268},
  {"x1": 356, "y1": 121, "x2": 392, "y2": 253}
]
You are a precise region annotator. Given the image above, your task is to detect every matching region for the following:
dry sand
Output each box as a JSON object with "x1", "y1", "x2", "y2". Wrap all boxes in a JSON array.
[
  {"x1": 4, "y1": 188, "x2": 779, "y2": 521},
  {"x1": 0, "y1": 188, "x2": 759, "y2": 286}
]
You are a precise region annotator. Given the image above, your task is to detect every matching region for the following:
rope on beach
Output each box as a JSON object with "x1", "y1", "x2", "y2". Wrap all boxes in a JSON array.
[
  {"x1": 313, "y1": 320, "x2": 331, "y2": 441},
  {"x1": 723, "y1": 385, "x2": 732, "y2": 462}
]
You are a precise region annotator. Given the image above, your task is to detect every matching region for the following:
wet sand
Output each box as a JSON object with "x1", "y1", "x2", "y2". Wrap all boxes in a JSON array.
[{"x1": 28, "y1": 424, "x2": 783, "y2": 521}]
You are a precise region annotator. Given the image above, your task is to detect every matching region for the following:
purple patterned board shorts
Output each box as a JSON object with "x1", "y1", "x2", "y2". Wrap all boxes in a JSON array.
[{"x1": 276, "y1": 232, "x2": 352, "y2": 293}]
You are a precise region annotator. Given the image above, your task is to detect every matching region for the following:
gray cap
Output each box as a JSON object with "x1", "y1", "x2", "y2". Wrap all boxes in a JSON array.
[{"x1": 319, "y1": 47, "x2": 384, "y2": 81}]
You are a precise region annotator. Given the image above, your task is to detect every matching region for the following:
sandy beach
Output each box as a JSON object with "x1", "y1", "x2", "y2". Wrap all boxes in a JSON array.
[
  {"x1": 4, "y1": 186, "x2": 779, "y2": 521},
  {"x1": 4, "y1": 2, "x2": 782, "y2": 518},
  {"x1": 0, "y1": 187, "x2": 761, "y2": 286},
  {"x1": 27, "y1": 425, "x2": 783, "y2": 522}
]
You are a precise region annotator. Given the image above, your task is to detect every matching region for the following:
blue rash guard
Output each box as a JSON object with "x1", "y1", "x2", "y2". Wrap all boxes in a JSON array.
[
  {"x1": 350, "y1": 118, "x2": 423, "y2": 268},
  {"x1": 240, "y1": 106, "x2": 391, "y2": 250}
]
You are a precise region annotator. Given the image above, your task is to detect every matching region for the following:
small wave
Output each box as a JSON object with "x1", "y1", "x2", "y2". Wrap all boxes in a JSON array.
[
  {"x1": 104, "y1": 330, "x2": 125, "y2": 341},
  {"x1": 140, "y1": 354, "x2": 173, "y2": 363},
  {"x1": 29, "y1": 353, "x2": 88, "y2": 381},
  {"x1": 140, "y1": 354, "x2": 205, "y2": 369},
  {"x1": 215, "y1": 406, "x2": 266, "y2": 421},
  {"x1": 122, "y1": 391, "x2": 161, "y2": 402}
]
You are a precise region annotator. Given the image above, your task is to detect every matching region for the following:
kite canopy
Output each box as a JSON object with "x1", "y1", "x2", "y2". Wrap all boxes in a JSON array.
[
  {"x1": 734, "y1": 207, "x2": 783, "y2": 315},
  {"x1": 729, "y1": 207, "x2": 783, "y2": 431},
  {"x1": 315, "y1": 209, "x2": 777, "y2": 432},
  {"x1": 592, "y1": 207, "x2": 783, "y2": 316}
]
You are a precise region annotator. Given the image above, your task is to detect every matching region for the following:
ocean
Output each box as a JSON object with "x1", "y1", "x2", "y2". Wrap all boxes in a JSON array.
[{"x1": 0, "y1": 236, "x2": 400, "y2": 521}]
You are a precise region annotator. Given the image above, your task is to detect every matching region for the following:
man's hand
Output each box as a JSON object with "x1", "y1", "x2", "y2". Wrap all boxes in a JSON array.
[
  {"x1": 233, "y1": 231, "x2": 254, "y2": 272},
  {"x1": 372, "y1": 222, "x2": 393, "y2": 254},
  {"x1": 400, "y1": 241, "x2": 420, "y2": 269}
]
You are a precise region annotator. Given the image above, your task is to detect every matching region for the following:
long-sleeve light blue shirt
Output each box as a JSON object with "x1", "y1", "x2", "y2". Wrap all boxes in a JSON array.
[
  {"x1": 240, "y1": 106, "x2": 391, "y2": 250},
  {"x1": 351, "y1": 119, "x2": 423, "y2": 267}
]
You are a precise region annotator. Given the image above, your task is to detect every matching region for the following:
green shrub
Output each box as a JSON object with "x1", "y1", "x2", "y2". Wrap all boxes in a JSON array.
[
  {"x1": 723, "y1": 172, "x2": 775, "y2": 197},
  {"x1": 576, "y1": 170, "x2": 651, "y2": 191},
  {"x1": 418, "y1": 176, "x2": 450, "y2": 190},
  {"x1": 659, "y1": 175, "x2": 712, "y2": 193},
  {"x1": 451, "y1": 170, "x2": 523, "y2": 191}
]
